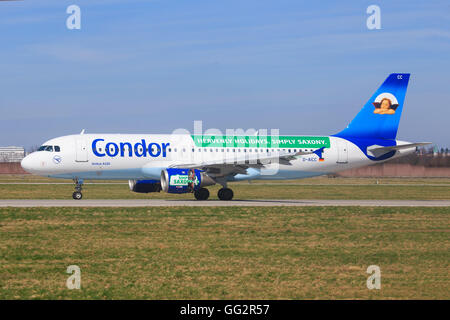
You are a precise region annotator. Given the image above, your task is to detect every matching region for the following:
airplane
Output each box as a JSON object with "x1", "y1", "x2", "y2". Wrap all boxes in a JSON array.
[{"x1": 21, "y1": 73, "x2": 430, "y2": 200}]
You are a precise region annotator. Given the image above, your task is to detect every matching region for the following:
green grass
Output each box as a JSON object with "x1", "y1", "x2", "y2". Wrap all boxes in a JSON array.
[
  {"x1": 1, "y1": 175, "x2": 449, "y2": 185},
  {"x1": 0, "y1": 175, "x2": 448, "y2": 200},
  {"x1": 0, "y1": 206, "x2": 449, "y2": 299},
  {"x1": 0, "y1": 181, "x2": 449, "y2": 200}
]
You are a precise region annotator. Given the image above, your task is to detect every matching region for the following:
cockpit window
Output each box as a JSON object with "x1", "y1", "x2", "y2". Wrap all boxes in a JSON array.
[
  {"x1": 37, "y1": 145, "x2": 54, "y2": 152},
  {"x1": 54, "y1": 146, "x2": 60, "y2": 152}
]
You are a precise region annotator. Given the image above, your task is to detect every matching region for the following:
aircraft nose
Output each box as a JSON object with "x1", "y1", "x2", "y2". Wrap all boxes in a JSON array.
[{"x1": 21, "y1": 154, "x2": 39, "y2": 173}]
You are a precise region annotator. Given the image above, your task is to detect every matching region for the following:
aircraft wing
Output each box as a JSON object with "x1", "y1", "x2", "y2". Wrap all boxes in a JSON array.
[
  {"x1": 169, "y1": 147, "x2": 325, "y2": 178},
  {"x1": 367, "y1": 142, "x2": 431, "y2": 158}
]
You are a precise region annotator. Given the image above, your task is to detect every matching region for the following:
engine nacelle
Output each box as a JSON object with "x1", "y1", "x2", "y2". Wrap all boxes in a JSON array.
[
  {"x1": 160, "y1": 168, "x2": 215, "y2": 193},
  {"x1": 128, "y1": 179, "x2": 161, "y2": 193}
]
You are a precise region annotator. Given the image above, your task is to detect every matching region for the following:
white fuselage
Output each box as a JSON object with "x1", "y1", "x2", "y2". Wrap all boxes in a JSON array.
[{"x1": 21, "y1": 134, "x2": 415, "y2": 181}]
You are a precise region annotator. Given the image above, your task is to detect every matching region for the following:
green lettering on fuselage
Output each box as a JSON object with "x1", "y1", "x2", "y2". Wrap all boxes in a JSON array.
[{"x1": 191, "y1": 135, "x2": 330, "y2": 148}]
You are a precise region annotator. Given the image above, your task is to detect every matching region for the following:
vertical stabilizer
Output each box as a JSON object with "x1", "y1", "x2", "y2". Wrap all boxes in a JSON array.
[{"x1": 336, "y1": 73, "x2": 410, "y2": 140}]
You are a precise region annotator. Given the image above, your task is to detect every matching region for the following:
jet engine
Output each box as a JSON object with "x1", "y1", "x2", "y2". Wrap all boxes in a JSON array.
[
  {"x1": 128, "y1": 179, "x2": 161, "y2": 193},
  {"x1": 160, "y1": 168, "x2": 215, "y2": 193}
]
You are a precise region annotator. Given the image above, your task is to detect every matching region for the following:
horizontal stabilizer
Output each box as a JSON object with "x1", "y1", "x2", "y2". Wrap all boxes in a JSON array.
[{"x1": 367, "y1": 142, "x2": 431, "y2": 158}]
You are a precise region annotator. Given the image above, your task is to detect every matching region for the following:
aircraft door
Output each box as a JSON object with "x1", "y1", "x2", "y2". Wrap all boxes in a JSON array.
[
  {"x1": 75, "y1": 139, "x2": 89, "y2": 162},
  {"x1": 336, "y1": 140, "x2": 348, "y2": 164}
]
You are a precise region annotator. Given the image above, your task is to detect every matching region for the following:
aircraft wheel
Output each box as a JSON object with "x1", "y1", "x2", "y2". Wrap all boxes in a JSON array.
[
  {"x1": 72, "y1": 191, "x2": 83, "y2": 200},
  {"x1": 218, "y1": 188, "x2": 233, "y2": 201},
  {"x1": 194, "y1": 188, "x2": 209, "y2": 200}
]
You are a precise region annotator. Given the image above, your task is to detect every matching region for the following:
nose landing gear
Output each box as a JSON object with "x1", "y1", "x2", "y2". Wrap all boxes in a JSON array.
[{"x1": 72, "y1": 179, "x2": 83, "y2": 200}]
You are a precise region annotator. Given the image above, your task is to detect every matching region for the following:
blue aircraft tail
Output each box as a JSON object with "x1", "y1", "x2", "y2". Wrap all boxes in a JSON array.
[{"x1": 336, "y1": 73, "x2": 410, "y2": 140}]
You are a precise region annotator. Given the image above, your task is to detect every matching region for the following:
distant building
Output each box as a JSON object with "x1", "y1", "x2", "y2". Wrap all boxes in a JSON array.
[{"x1": 0, "y1": 146, "x2": 25, "y2": 163}]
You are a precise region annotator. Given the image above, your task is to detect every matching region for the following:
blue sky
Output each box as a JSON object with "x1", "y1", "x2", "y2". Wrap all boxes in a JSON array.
[{"x1": 0, "y1": 0, "x2": 449, "y2": 149}]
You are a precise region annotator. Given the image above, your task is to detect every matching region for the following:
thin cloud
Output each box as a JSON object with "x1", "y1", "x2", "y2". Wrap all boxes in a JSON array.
[{"x1": 28, "y1": 43, "x2": 131, "y2": 63}]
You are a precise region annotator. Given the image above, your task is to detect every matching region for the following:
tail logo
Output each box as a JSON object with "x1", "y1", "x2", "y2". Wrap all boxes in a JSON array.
[{"x1": 373, "y1": 92, "x2": 399, "y2": 115}]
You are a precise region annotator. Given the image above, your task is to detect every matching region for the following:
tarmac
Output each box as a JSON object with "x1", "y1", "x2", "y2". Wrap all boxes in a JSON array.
[{"x1": 1, "y1": 199, "x2": 449, "y2": 207}]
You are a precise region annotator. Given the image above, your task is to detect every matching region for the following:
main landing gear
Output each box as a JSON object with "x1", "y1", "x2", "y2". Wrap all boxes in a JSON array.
[
  {"x1": 72, "y1": 179, "x2": 83, "y2": 200},
  {"x1": 218, "y1": 187, "x2": 233, "y2": 201},
  {"x1": 216, "y1": 179, "x2": 233, "y2": 201},
  {"x1": 193, "y1": 187, "x2": 234, "y2": 201},
  {"x1": 194, "y1": 187, "x2": 210, "y2": 200}
]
